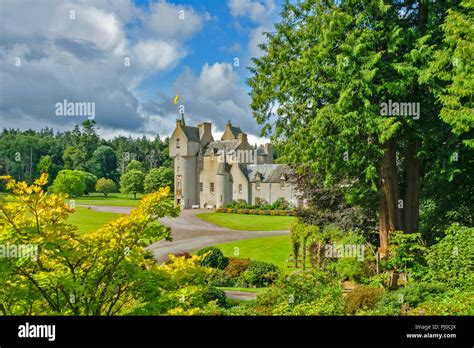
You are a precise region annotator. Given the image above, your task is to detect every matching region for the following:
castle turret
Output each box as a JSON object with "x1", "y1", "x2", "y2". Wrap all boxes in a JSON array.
[
  {"x1": 215, "y1": 150, "x2": 232, "y2": 208},
  {"x1": 169, "y1": 116, "x2": 200, "y2": 208}
]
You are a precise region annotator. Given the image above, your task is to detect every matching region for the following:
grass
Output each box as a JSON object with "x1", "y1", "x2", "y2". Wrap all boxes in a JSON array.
[
  {"x1": 74, "y1": 193, "x2": 143, "y2": 207},
  {"x1": 195, "y1": 212, "x2": 295, "y2": 231},
  {"x1": 213, "y1": 235, "x2": 292, "y2": 270},
  {"x1": 67, "y1": 206, "x2": 124, "y2": 235}
]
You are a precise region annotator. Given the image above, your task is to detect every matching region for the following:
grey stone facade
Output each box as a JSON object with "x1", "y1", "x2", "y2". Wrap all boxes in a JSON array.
[{"x1": 169, "y1": 117, "x2": 300, "y2": 209}]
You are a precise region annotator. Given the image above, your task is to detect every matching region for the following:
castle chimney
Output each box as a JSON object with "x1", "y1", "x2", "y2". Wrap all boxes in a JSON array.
[{"x1": 238, "y1": 132, "x2": 248, "y2": 144}]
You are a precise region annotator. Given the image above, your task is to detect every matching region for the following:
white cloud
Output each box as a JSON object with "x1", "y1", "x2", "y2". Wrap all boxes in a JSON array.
[
  {"x1": 0, "y1": 0, "x2": 209, "y2": 136},
  {"x1": 227, "y1": 0, "x2": 275, "y2": 23},
  {"x1": 143, "y1": 1, "x2": 211, "y2": 40}
]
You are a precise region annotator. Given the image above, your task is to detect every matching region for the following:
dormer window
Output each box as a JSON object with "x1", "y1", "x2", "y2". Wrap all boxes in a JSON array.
[{"x1": 176, "y1": 138, "x2": 180, "y2": 148}]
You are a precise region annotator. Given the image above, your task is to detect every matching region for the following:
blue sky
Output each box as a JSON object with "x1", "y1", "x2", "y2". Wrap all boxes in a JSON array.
[{"x1": 0, "y1": 0, "x2": 284, "y2": 143}]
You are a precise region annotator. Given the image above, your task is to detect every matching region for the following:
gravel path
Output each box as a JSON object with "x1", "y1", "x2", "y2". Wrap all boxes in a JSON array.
[
  {"x1": 80, "y1": 205, "x2": 289, "y2": 262},
  {"x1": 223, "y1": 290, "x2": 257, "y2": 301}
]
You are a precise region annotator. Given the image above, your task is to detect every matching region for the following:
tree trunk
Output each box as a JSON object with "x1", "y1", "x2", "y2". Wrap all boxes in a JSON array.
[
  {"x1": 378, "y1": 139, "x2": 401, "y2": 254},
  {"x1": 404, "y1": 139, "x2": 421, "y2": 233}
]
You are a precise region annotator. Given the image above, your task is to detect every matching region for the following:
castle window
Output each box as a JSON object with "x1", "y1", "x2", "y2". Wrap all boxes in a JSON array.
[
  {"x1": 200, "y1": 183, "x2": 203, "y2": 192},
  {"x1": 280, "y1": 175, "x2": 286, "y2": 190},
  {"x1": 256, "y1": 180, "x2": 261, "y2": 190},
  {"x1": 210, "y1": 182, "x2": 215, "y2": 193},
  {"x1": 176, "y1": 138, "x2": 180, "y2": 148},
  {"x1": 238, "y1": 184, "x2": 242, "y2": 193}
]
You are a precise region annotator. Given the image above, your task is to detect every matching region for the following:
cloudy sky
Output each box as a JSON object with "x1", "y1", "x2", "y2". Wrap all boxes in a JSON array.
[{"x1": 0, "y1": 0, "x2": 283, "y2": 143}]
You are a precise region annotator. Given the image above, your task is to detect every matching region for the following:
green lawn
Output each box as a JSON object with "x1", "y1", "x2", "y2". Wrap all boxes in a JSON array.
[
  {"x1": 74, "y1": 193, "x2": 142, "y2": 207},
  {"x1": 67, "y1": 206, "x2": 124, "y2": 235},
  {"x1": 196, "y1": 212, "x2": 295, "y2": 231},
  {"x1": 213, "y1": 235, "x2": 292, "y2": 270}
]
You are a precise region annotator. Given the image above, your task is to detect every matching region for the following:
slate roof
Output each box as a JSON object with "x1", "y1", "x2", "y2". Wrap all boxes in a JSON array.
[
  {"x1": 182, "y1": 126, "x2": 200, "y2": 142},
  {"x1": 202, "y1": 139, "x2": 240, "y2": 155},
  {"x1": 229, "y1": 126, "x2": 243, "y2": 138},
  {"x1": 239, "y1": 164, "x2": 292, "y2": 183}
]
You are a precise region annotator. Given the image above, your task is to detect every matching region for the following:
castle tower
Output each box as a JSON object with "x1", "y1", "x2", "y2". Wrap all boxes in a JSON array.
[
  {"x1": 169, "y1": 117, "x2": 200, "y2": 208},
  {"x1": 215, "y1": 149, "x2": 232, "y2": 208}
]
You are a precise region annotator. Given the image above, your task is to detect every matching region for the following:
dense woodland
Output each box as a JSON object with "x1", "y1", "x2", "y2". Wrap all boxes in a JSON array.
[{"x1": 0, "y1": 120, "x2": 172, "y2": 194}]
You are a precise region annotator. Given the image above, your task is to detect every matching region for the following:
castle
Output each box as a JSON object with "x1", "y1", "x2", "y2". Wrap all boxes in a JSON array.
[{"x1": 169, "y1": 115, "x2": 300, "y2": 209}]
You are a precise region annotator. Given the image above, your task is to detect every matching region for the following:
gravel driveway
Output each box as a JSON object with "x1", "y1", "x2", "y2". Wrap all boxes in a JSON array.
[{"x1": 80, "y1": 205, "x2": 289, "y2": 262}]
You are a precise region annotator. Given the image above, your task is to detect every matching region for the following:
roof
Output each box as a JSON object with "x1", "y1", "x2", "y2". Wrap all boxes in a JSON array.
[
  {"x1": 182, "y1": 126, "x2": 200, "y2": 142},
  {"x1": 229, "y1": 126, "x2": 243, "y2": 138},
  {"x1": 202, "y1": 139, "x2": 240, "y2": 155},
  {"x1": 239, "y1": 164, "x2": 292, "y2": 183}
]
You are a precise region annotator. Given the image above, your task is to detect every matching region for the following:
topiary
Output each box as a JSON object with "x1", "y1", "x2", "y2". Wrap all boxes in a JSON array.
[
  {"x1": 225, "y1": 258, "x2": 251, "y2": 278},
  {"x1": 195, "y1": 247, "x2": 229, "y2": 269},
  {"x1": 243, "y1": 260, "x2": 280, "y2": 287}
]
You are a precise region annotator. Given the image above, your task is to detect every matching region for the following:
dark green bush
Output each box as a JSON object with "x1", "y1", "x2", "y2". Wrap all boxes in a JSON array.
[
  {"x1": 426, "y1": 224, "x2": 474, "y2": 288},
  {"x1": 243, "y1": 260, "x2": 280, "y2": 287},
  {"x1": 202, "y1": 287, "x2": 227, "y2": 307},
  {"x1": 196, "y1": 247, "x2": 229, "y2": 269},
  {"x1": 366, "y1": 282, "x2": 447, "y2": 315},
  {"x1": 225, "y1": 258, "x2": 251, "y2": 278},
  {"x1": 344, "y1": 286, "x2": 384, "y2": 315},
  {"x1": 207, "y1": 269, "x2": 233, "y2": 287}
]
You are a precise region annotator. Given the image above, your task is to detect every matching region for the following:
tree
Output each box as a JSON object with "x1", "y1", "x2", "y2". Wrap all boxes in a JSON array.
[
  {"x1": 144, "y1": 167, "x2": 174, "y2": 193},
  {"x1": 0, "y1": 174, "x2": 180, "y2": 315},
  {"x1": 120, "y1": 169, "x2": 145, "y2": 199},
  {"x1": 248, "y1": 0, "x2": 466, "y2": 252},
  {"x1": 95, "y1": 178, "x2": 117, "y2": 197},
  {"x1": 51, "y1": 170, "x2": 86, "y2": 197},
  {"x1": 125, "y1": 160, "x2": 145, "y2": 173},
  {"x1": 77, "y1": 171, "x2": 98, "y2": 195},
  {"x1": 89, "y1": 145, "x2": 118, "y2": 181}
]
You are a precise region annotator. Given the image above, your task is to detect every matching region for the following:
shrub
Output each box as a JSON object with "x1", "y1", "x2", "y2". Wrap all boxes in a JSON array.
[
  {"x1": 243, "y1": 260, "x2": 280, "y2": 287},
  {"x1": 95, "y1": 178, "x2": 116, "y2": 197},
  {"x1": 344, "y1": 286, "x2": 384, "y2": 315},
  {"x1": 225, "y1": 258, "x2": 251, "y2": 278},
  {"x1": 216, "y1": 208, "x2": 224, "y2": 213},
  {"x1": 242, "y1": 209, "x2": 249, "y2": 214},
  {"x1": 407, "y1": 289, "x2": 474, "y2": 316},
  {"x1": 257, "y1": 210, "x2": 265, "y2": 215},
  {"x1": 426, "y1": 224, "x2": 474, "y2": 288},
  {"x1": 51, "y1": 169, "x2": 86, "y2": 197},
  {"x1": 207, "y1": 269, "x2": 233, "y2": 287},
  {"x1": 269, "y1": 271, "x2": 344, "y2": 315},
  {"x1": 365, "y1": 282, "x2": 447, "y2": 315},
  {"x1": 387, "y1": 232, "x2": 428, "y2": 279},
  {"x1": 195, "y1": 247, "x2": 229, "y2": 269},
  {"x1": 248, "y1": 209, "x2": 256, "y2": 215},
  {"x1": 226, "y1": 208, "x2": 233, "y2": 213},
  {"x1": 202, "y1": 287, "x2": 227, "y2": 308}
]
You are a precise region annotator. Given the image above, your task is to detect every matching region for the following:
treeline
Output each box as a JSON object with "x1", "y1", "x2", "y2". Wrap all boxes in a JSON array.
[{"x1": 0, "y1": 120, "x2": 173, "y2": 193}]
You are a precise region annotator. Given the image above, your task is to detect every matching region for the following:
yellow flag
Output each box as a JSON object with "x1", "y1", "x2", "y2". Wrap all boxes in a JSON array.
[{"x1": 173, "y1": 94, "x2": 179, "y2": 104}]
